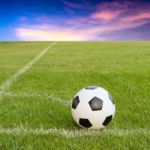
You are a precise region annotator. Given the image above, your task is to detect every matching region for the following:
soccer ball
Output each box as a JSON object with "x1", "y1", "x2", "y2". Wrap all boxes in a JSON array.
[{"x1": 71, "y1": 86, "x2": 115, "y2": 129}]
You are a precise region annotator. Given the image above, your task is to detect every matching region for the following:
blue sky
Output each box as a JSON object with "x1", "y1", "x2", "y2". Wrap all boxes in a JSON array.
[{"x1": 0, "y1": 0, "x2": 150, "y2": 41}]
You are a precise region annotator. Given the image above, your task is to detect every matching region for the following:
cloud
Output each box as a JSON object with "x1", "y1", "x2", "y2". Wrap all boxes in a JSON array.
[
  {"x1": 91, "y1": 1, "x2": 126, "y2": 21},
  {"x1": 61, "y1": 0, "x2": 84, "y2": 9},
  {"x1": 125, "y1": 12, "x2": 150, "y2": 21},
  {"x1": 15, "y1": 1, "x2": 150, "y2": 41},
  {"x1": 97, "y1": 23, "x2": 150, "y2": 40},
  {"x1": 91, "y1": 11, "x2": 120, "y2": 20},
  {"x1": 15, "y1": 25, "x2": 93, "y2": 41}
]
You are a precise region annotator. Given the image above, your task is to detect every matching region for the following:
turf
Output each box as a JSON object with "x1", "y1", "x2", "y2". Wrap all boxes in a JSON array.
[{"x1": 0, "y1": 41, "x2": 150, "y2": 149}]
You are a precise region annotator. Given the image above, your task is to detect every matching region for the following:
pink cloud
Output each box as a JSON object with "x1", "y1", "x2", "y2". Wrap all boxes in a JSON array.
[
  {"x1": 90, "y1": 1, "x2": 131, "y2": 21},
  {"x1": 91, "y1": 11, "x2": 120, "y2": 20},
  {"x1": 125, "y1": 12, "x2": 150, "y2": 21}
]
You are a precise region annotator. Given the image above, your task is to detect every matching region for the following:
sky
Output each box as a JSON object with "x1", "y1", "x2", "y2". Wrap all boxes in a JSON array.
[{"x1": 0, "y1": 0, "x2": 150, "y2": 41}]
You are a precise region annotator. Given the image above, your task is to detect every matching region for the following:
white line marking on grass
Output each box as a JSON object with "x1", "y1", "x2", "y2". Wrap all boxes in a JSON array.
[
  {"x1": 0, "y1": 127, "x2": 149, "y2": 138},
  {"x1": 3, "y1": 92, "x2": 70, "y2": 106},
  {"x1": 0, "y1": 42, "x2": 57, "y2": 97}
]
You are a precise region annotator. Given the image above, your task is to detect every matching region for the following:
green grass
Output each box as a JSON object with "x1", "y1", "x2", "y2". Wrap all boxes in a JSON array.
[{"x1": 0, "y1": 41, "x2": 150, "y2": 149}]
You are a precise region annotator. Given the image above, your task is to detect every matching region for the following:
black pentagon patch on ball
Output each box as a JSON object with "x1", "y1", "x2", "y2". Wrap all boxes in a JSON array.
[
  {"x1": 85, "y1": 86, "x2": 98, "y2": 90},
  {"x1": 72, "y1": 96, "x2": 80, "y2": 109},
  {"x1": 108, "y1": 93, "x2": 114, "y2": 104},
  {"x1": 79, "y1": 118, "x2": 92, "y2": 128},
  {"x1": 102, "y1": 115, "x2": 112, "y2": 126},
  {"x1": 89, "y1": 97, "x2": 103, "y2": 111}
]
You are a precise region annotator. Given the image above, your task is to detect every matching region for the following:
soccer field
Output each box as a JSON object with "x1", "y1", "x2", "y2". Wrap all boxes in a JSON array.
[{"x1": 0, "y1": 41, "x2": 150, "y2": 149}]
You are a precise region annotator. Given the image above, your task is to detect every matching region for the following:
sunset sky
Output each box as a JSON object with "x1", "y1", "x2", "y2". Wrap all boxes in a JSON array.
[{"x1": 0, "y1": 0, "x2": 150, "y2": 41}]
